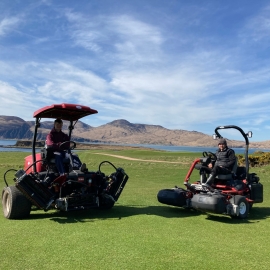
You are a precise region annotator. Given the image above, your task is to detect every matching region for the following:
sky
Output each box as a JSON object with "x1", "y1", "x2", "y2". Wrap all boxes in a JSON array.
[{"x1": 1, "y1": 0, "x2": 270, "y2": 142}]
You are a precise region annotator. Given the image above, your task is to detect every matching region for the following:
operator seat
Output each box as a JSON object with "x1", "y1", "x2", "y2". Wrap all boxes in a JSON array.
[
  {"x1": 41, "y1": 146, "x2": 71, "y2": 173},
  {"x1": 216, "y1": 157, "x2": 238, "y2": 180}
]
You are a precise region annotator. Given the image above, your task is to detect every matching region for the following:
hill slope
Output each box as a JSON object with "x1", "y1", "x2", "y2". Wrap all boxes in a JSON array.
[{"x1": 0, "y1": 115, "x2": 270, "y2": 148}]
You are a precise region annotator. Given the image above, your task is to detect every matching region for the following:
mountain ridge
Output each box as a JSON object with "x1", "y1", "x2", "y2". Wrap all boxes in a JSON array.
[{"x1": 0, "y1": 115, "x2": 270, "y2": 149}]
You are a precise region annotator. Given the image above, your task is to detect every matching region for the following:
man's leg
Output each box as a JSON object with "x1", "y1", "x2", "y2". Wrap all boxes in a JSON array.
[
  {"x1": 199, "y1": 169, "x2": 208, "y2": 184},
  {"x1": 202, "y1": 166, "x2": 219, "y2": 190},
  {"x1": 203, "y1": 166, "x2": 231, "y2": 190},
  {"x1": 54, "y1": 152, "x2": 65, "y2": 175},
  {"x1": 216, "y1": 167, "x2": 232, "y2": 175},
  {"x1": 203, "y1": 174, "x2": 216, "y2": 190}
]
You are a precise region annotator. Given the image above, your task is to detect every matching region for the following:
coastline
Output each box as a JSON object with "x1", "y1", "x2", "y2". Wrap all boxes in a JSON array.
[
  {"x1": 1, "y1": 140, "x2": 270, "y2": 153},
  {"x1": 0, "y1": 140, "x2": 155, "y2": 151}
]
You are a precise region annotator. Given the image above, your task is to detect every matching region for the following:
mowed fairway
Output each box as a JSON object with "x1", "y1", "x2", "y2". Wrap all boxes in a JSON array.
[{"x1": 0, "y1": 150, "x2": 270, "y2": 270}]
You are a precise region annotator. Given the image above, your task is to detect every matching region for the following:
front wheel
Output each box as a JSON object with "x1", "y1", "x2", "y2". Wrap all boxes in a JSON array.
[
  {"x1": 2, "y1": 186, "x2": 32, "y2": 219},
  {"x1": 230, "y1": 195, "x2": 249, "y2": 219}
]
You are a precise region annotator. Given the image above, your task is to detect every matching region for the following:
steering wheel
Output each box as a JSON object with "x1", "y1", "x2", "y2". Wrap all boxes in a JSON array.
[
  {"x1": 59, "y1": 141, "x2": 77, "y2": 151},
  {"x1": 202, "y1": 151, "x2": 217, "y2": 162}
]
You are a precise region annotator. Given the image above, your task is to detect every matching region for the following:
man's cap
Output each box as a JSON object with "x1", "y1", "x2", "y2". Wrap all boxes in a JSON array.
[{"x1": 218, "y1": 138, "x2": 227, "y2": 145}]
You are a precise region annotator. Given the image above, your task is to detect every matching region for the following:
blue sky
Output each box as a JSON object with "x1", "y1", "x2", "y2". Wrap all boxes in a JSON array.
[{"x1": 1, "y1": 0, "x2": 270, "y2": 142}]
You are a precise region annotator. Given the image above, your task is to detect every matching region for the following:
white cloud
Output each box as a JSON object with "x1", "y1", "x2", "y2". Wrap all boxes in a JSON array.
[
  {"x1": 241, "y1": 5, "x2": 270, "y2": 42},
  {"x1": 1, "y1": 2, "x2": 270, "y2": 141},
  {"x1": 0, "y1": 81, "x2": 37, "y2": 119},
  {"x1": 65, "y1": 12, "x2": 164, "y2": 64},
  {"x1": 0, "y1": 16, "x2": 20, "y2": 36}
]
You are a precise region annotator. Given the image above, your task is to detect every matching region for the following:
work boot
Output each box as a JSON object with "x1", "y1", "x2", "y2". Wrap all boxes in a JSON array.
[
  {"x1": 202, "y1": 174, "x2": 215, "y2": 191},
  {"x1": 200, "y1": 173, "x2": 207, "y2": 184}
]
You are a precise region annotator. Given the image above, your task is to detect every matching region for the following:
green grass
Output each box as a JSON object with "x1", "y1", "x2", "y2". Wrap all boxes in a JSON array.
[{"x1": 0, "y1": 150, "x2": 270, "y2": 270}]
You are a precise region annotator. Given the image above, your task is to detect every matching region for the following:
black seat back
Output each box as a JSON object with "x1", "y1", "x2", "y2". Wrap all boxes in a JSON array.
[{"x1": 216, "y1": 157, "x2": 238, "y2": 180}]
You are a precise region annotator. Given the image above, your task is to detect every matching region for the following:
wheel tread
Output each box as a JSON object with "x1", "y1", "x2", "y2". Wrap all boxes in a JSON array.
[{"x1": 2, "y1": 186, "x2": 32, "y2": 219}]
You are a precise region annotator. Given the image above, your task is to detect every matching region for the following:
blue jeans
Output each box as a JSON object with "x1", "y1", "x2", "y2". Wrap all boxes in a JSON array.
[{"x1": 54, "y1": 152, "x2": 66, "y2": 175}]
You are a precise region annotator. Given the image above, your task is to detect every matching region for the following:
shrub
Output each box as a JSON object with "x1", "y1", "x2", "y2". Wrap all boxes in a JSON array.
[{"x1": 237, "y1": 152, "x2": 270, "y2": 167}]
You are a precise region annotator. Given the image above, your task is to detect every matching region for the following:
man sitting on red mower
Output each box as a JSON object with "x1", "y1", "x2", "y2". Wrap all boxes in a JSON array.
[
  {"x1": 202, "y1": 138, "x2": 236, "y2": 190},
  {"x1": 46, "y1": 118, "x2": 83, "y2": 170},
  {"x1": 46, "y1": 118, "x2": 70, "y2": 176}
]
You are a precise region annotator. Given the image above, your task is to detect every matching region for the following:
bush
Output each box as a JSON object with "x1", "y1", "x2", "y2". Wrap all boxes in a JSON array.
[{"x1": 237, "y1": 152, "x2": 270, "y2": 167}]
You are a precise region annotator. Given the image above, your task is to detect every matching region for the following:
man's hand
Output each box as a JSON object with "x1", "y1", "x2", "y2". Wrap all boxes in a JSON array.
[{"x1": 208, "y1": 163, "x2": 213, "y2": 168}]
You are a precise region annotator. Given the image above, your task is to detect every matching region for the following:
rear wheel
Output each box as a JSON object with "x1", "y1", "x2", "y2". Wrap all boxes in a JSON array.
[
  {"x1": 99, "y1": 194, "x2": 115, "y2": 210},
  {"x1": 230, "y1": 195, "x2": 249, "y2": 219},
  {"x1": 2, "y1": 186, "x2": 32, "y2": 219}
]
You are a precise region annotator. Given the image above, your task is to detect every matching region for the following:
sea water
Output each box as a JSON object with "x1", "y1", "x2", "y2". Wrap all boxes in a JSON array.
[{"x1": 0, "y1": 140, "x2": 269, "y2": 154}]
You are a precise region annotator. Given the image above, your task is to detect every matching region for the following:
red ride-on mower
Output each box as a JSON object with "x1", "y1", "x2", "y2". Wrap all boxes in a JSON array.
[
  {"x1": 157, "y1": 125, "x2": 263, "y2": 219},
  {"x1": 2, "y1": 103, "x2": 129, "y2": 219}
]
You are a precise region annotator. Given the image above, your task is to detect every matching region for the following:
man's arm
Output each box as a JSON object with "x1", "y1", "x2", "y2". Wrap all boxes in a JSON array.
[
  {"x1": 56, "y1": 132, "x2": 70, "y2": 150},
  {"x1": 46, "y1": 133, "x2": 61, "y2": 150}
]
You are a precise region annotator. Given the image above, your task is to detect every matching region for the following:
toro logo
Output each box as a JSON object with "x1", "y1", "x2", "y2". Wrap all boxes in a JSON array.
[{"x1": 78, "y1": 177, "x2": 84, "y2": 182}]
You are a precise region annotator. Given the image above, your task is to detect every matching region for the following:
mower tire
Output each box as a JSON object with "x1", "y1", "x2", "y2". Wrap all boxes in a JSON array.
[
  {"x1": 2, "y1": 186, "x2": 32, "y2": 219},
  {"x1": 99, "y1": 194, "x2": 115, "y2": 210},
  {"x1": 157, "y1": 188, "x2": 187, "y2": 207},
  {"x1": 230, "y1": 195, "x2": 249, "y2": 219}
]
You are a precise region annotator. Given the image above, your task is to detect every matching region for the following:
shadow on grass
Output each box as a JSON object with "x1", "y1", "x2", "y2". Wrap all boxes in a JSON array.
[
  {"x1": 28, "y1": 205, "x2": 270, "y2": 224},
  {"x1": 29, "y1": 205, "x2": 200, "y2": 223},
  {"x1": 205, "y1": 206, "x2": 270, "y2": 224}
]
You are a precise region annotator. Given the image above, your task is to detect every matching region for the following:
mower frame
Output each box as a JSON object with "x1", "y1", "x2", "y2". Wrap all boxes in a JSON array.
[
  {"x1": 157, "y1": 125, "x2": 263, "y2": 219},
  {"x1": 2, "y1": 103, "x2": 129, "y2": 219}
]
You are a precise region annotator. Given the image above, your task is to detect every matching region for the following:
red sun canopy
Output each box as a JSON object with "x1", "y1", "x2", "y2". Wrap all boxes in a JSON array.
[{"x1": 33, "y1": 103, "x2": 98, "y2": 121}]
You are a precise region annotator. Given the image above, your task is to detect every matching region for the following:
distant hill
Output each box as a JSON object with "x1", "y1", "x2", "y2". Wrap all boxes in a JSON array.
[
  {"x1": 0, "y1": 116, "x2": 32, "y2": 139},
  {"x1": 0, "y1": 115, "x2": 270, "y2": 149},
  {"x1": 77, "y1": 119, "x2": 221, "y2": 147}
]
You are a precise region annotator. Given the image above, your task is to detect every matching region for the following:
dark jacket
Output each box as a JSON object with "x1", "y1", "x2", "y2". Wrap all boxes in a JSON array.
[
  {"x1": 46, "y1": 128, "x2": 69, "y2": 151},
  {"x1": 215, "y1": 147, "x2": 236, "y2": 170}
]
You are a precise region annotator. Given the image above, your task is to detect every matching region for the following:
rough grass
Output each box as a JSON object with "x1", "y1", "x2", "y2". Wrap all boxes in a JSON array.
[{"x1": 0, "y1": 150, "x2": 270, "y2": 270}]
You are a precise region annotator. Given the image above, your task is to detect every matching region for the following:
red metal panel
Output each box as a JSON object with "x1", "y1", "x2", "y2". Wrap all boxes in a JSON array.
[{"x1": 33, "y1": 103, "x2": 98, "y2": 120}]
